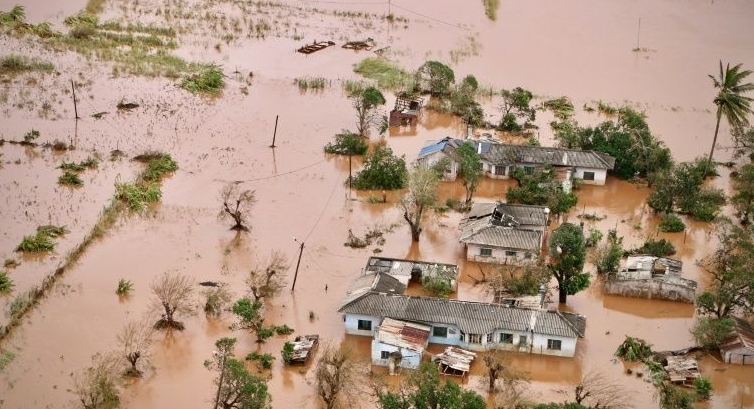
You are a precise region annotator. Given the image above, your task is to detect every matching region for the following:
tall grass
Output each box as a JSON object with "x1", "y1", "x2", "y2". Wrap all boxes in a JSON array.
[
  {"x1": 181, "y1": 64, "x2": 224, "y2": 94},
  {"x1": 294, "y1": 76, "x2": 328, "y2": 90},
  {"x1": 0, "y1": 55, "x2": 54, "y2": 74},
  {"x1": 354, "y1": 58, "x2": 413, "y2": 91}
]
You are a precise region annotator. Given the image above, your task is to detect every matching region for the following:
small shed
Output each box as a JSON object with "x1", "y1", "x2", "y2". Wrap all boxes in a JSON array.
[
  {"x1": 371, "y1": 318, "x2": 431, "y2": 372},
  {"x1": 432, "y1": 346, "x2": 476, "y2": 377},
  {"x1": 664, "y1": 356, "x2": 700, "y2": 385},
  {"x1": 389, "y1": 95, "x2": 424, "y2": 126},
  {"x1": 720, "y1": 317, "x2": 754, "y2": 365},
  {"x1": 287, "y1": 334, "x2": 319, "y2": 365}
]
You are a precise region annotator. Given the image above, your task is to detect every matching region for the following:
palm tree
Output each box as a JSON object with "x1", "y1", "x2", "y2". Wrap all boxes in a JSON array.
[{"x1": 705, "y1": 61, "x2": 754, "y2": 177}]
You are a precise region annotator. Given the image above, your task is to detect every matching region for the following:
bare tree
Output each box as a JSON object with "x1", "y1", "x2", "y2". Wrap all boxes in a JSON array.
[
  {"x1": 203, "y1": 286, "x2": 233, "y2": 317},
  {"x1": 247, "y1": 250, "x2": 289, "y2": 302},
  {"x1": 483, "y1": 351, "x2": 532, "y2": 409},
  {"x1": 71, "y1": 352, "x2": 123, "y2": 409},
  {"x1": 573, "y1": 369, "x2": 633, "y2": 409},
  {"x1": 150, "y1": 272, "x2": 195, "y2": 330},
  {"x1": 219, "y1": 182, "x2": 256, "y2": 231},
  {"x1": 315, "y1": 346, "x2": 362, "y2": 409},
  {"x1": 117, "y1": 320, "x2": 155, "y2": 377},
  {"x1": 398, "y1": 166, "x2": 439, "y2": 242}
]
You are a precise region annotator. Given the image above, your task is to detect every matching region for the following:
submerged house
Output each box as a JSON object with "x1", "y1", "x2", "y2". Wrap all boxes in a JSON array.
[
  {"x1": 478, "y1": 143, "x2": 616, "y2": 186},
  {"x1": 389, "y1": 95, "x2": 424, "y2": 126},
  {"x1": 604, "y1": 256, "x2": 697, "y2": 303},
  {"x1": 338, "y1": 273, "x2": 585, "y2": 358},
  {"x1": 371, "y1": 318, "x2": 431, "y2": 371},
  {"x1": 720, "y1": 317, "x2": 754, "y2": 365},
  {"x1": 364, "y1": 256, "x2": 459, "y2": 291},
  {"x1": 459, "y1": 202, "x2": 549, "y2": 264},
  {"x1": 416, "y1": 137, "x2": 467, "y2": 181}
]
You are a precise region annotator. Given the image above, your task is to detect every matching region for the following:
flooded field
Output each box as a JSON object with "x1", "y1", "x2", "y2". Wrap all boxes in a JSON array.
[{"x1": 1, "y1": 0, "x2": 754, "y2": 408}]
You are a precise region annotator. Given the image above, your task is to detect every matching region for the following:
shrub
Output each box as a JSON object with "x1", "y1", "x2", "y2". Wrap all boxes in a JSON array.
[
  {"x1": 658, "y1": 214, "x2": 685, "y2": 232},
  {"x1": 23, "y1": 129, "x2": 39, "y2": 142},
  {"x1": 627, "y1": 238, "x2": 676, "y2": 257},
  {"x1": 422, "y1": 276, "x2": 452, "y2": 298},
  {"x1": 615, "y1": 336, "x2": 653, "y2": 361},
  {"x1": 37, "y1": 225, "x2": 68, "y2": 238},
  {"x1": 203, "y1": 287, "x2": 232, "y2": 317},
  {"x1": 274, "y1": 324, "x2": 294, "y2": 335},
  {"x1": 694, "y1": 376, "x2": 713, "y2": 400},
  {"x1": 16, "y1": 232, "x2": 55, "y2": 252},
  {"x1": 245, "y1": 351, "x2": 275, "y2": 370},
  {"x1": 281, "y1": 342, "x2": 294, "y2": 364},
  {"x1": 324, "y1": 131, "x2": 368, "y2": 155},
  {"x1": 59, "y1": 170, "x2": 83, "y2": 186},
  {"x1": 351, "y1": 146, "x2": 407, "y2": 190},
  {"x1": 140, "y1": 153, "x2": 178, "y2": 182},
  {"x1": 0, "y1": 270, "x2": 13, "y2": 294},
  {"x1": 181, "y1": 64, "x2": 224, "y2": 94},
  {"x1": 116, "y1": 278, "x2": 133, "y2": 295},
  {"x1": 585, "y1": 228, "x2": 603, "y2": 247},
  {"x1": 115, "y1": 182, "x2": 161, "y2": 212}
]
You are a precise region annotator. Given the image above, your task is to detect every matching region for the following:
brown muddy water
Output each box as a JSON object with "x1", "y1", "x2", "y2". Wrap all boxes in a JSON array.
[{"x1": 1, "y1": 0, "x2": 753, "y2": 408}]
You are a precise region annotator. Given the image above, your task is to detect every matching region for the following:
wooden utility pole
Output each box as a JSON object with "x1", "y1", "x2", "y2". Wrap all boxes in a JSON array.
[
  {"x1": 270, "y1": 115, "x2": 279, "y2": 148},
  {"x1": 71, "y1": 80, "x2": 80, "y2": 120},
  {"x1": 291, "y1": 239, "x2": 304, "y2": 292},
  {"x1": 636, "y1": 18, "x2": 641, "y2": 49}
]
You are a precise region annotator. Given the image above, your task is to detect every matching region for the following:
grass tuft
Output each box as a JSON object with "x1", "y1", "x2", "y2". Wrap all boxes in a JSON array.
[
  {"x1": 0, "y1": 270, "x2": 14, "y2": 294},
  {"x1": 0, "y1": 54, "x2": 54, "y2": 74},
  {"x1": 181, "y1": 64, "x2": 224, "y2": 94},
  {"x1": 353, "y1": 57, "x2": 413, "y2": 91}
]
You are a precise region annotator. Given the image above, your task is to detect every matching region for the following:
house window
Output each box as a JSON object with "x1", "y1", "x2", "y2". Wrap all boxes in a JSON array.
[
  {"x1": 547, "y1": 339, "x2": 562, "y2": 350},
  {"x1": 524, "y1": 166, "x2": 535, "y2": 174},
  {"x1": 357, "y1": 320, "x2": 372, "y2": 331},
  {"x1": 583, "y1": 171, "x2": 595, "y2": 181},
  {"x1": 459, "y1": 331, "x2": 466, "y2": 342},
  {"x1": 448, "y1": 328, "x2": 458, "y2": 335},
  {"x1": 500, "y1": 333, "x2": 513, "y2": 343},
  {"x1": 480, "y1": 248, "x2": 492, "y2": 257},
  {"x1": 433, "y1": 326, "x2": 448, "y2": 338},
  {"x1": 495, "y1": 165, "x2": 505, "y2": 175},
  {"x1": 519, "y1": 335, "x2": 528, "y2": 346},
  {"x1": 468, "y1": 334, "x2": 482, "y2": 344},
  {"x1": 381, "y1": 351, "x2": 390, "y2": 359},
  {"x1": 524, "y1": 252, "x2": 533, "y2": 259},
  {"x1": 486, "y1": 333, "x2": 493, "y2": 343},
  {"x1": 505, "y1": 250, "x2": 517, "y2": 257}
]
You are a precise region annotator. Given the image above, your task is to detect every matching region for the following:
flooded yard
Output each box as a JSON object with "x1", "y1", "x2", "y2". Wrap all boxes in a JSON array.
[{"x1": 1, "y1": 0, "x2": 754, "y2": 408}]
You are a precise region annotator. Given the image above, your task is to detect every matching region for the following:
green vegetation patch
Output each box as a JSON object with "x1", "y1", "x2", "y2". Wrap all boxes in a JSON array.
[
  {"x1": 658, "y1": 214, "x2": 686, "y2": 232},
  {"x1": 294, "y1": 76, "x2": 328, "y2": 90},
  {"x1": 115, "y1": 182, "x2": 161, "y2": 212},
  {"x1": 181, "y1": 64, "x2": 224, "y2": 94},
  {"x1": 354, "y1": 58, "x2": 413, "y2": 91},
  {"x1": 59, "y1": 156, "x2": 99, "y2": 172},
  {"x1": 59, "y1": 170, "x2": 83, "y2": 186},
  {"x1": 0, "y1": 270, "x2": 14, "y2": 294},
  {"x1": 0, "y1": 349, "x2": 15, "y2": 370},
  {"x1": 16, "y1": 232, "x2": 55, "y2": 252},
  {"x1": 0, "y1": 54, "x2": 54, "y2": 74}
]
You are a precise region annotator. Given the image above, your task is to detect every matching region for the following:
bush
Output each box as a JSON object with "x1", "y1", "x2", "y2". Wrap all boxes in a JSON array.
[
  {"x1": 0, "y1": 270, "x2": 14, "y2": 294},
  {"x1": 627, "y1": 238, "x2": 676, "y2": 257},
  {"x1": 694, "y1": 376, "x2": 713, "y2": 400},
  {"x1": 141, "y1": 153, "x2": 178, "y2": 182},
  {"x1": 245, "y1": 351, "x2": 275, "y2": 370},
  {"x1": 37, "y1": 225, "x2": 68, "y2": 238},
  {"x1": 23, "y1": 129, "x2": 39, "y2": 142},
  {"x1": 116, "y1": 278, "x2": 133, "y2": 295},
  {"x1": 274, "y1": 324, "x2": 294, "y2": 335},
  {"x1": 422, "y1": 276, "x2": 452, "y2": 298},
  {"x1": 59, "y1": 170, "x2": 83, "y2": 186},
  {"x1": 115, "y1": 182, "x2": 162, "y2": 212},
  {"x1": 16, "y1": 232, "x2": 55, "y2": 252},
  {"x1": 351, "y1": 146, "x2": 407, "y2": 190},
  {"x1": 658, "y1": 214, "x2": 685, "y2": 232},
  {"x1": 615, "y1": 336, "x2": 653, "y2": 361},
  {"x1": 324, "y1": 131, "x2": 368, "y2": 155},
  {"x1": 181, "y1": 64, "x2": 224, "y2": 94}
]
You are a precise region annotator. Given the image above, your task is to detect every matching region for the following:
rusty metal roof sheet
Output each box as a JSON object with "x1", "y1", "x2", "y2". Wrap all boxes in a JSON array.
[
  {"x1": 720, "y1": 317, "x2": 754, "y2": 355},
  {"x1": 376, "y1": 318, "x2": 431, "y2": 353}
]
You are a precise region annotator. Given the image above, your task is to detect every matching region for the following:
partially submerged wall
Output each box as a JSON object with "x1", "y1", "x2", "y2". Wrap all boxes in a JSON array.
[{"x1": 604, "y1": 278, "x2": 695, "y2": 303}]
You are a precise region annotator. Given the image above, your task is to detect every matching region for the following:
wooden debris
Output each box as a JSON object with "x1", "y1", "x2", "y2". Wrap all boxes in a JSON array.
[
  {"x1": 342, "y1": 38, "x2": 375, "y2": 51},
  {"x1": 432, "y1": 346, "x2": 476, "y2": 377},
  {"x1": 664, "y1": 356, "x2": 700, "y2": 385},
  {"x1": 296, "y1": 41, "x2": 335, "y2": 54},
  {"x1": 288, "y1": 334, "x2": 319, "y2": 364}
]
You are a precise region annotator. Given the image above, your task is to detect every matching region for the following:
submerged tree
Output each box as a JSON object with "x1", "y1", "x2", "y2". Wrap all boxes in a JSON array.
[
  {"x1": 573, "y1": 370, "x2": 632, "y2": 409},
  {"x1": 506, "y1": 167, "x2": 578, "y2": 216},
  {"x1": 351, "y1": 145, "x2": 408, "y2": 190},
  {"x1": 150, "y1": 272, "x2": 195, "y2": 330},
  {"x1": 705, "y1": 61, "x2": 754, "y2": 177},
  {"x1": 376, "y1": 362, "x2": 486, "y2": 409},
  {"x1": 205, "y1": 337, "x2": 272, "y2": 409},
  {"x1": 399, "y1": 166, "x2": 439, "y2": 241},
  {"x1": 117, "y1": 320, "x2": 155, "y2": 377},
  {"x1": 231, "y1": 298, "x2": 277, "y2": 343},
  {"x1": 351, "y1": 86, "x2": 386, "y2": 137},
  {"x1": 591, "y1": 229, "x2": 624, "y2": 274},
  {"x1": 415, "y1": 60, "x2": 455, "y2": 96},
  {"x1": 315, "y1": 346, "x2": 361, "y2": 409},
  {"x1": 71, "y1": 353, "x2": 123, "y2": 409},
  {"x1": 731, "y1": 163, "x2": 754, "y2": 223},
  {"x1": 499, "y1": 87, "x2": 536, "y2": 132},
  {"x1": 548, "y1": 223, "x2": 588, "y2": 304},
  {"x1": 219, "y1": 182, "x2": 256, "y2": 231},
  {"x1": 247, "y1": 250, "x2": 289, "y2": 302},
  {"x1": 456, "y1": 141, "x2": 482, "y2": 206}
]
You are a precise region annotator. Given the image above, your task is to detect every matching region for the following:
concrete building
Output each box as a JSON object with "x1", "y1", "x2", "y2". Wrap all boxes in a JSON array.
[{"x1": 604, "y1": 256, "x2": 697, "y2": 303}]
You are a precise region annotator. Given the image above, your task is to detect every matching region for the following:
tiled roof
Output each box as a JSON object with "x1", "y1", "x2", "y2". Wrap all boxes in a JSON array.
[
  {"x1": 339, "y1": 293, "x2": 580, "y2": 338},
  {"x1": 459, "y1": 218, "x2": 542, "y2": 251},
  {"x1": 481, "y1": 144, "x2": 615, "y2": 170}
]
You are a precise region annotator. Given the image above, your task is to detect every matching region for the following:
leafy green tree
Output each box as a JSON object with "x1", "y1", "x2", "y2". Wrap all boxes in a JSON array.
[
  {"x1": 324, "y1": 131, "x2": 368, "y2": 155},
  {"x1": 205, "y1": 337, "x2": 272, "y2": 409},
  {"x1": 548, "y1": 223, "x2": 589, "y2": 304},
  {"x1": 352, "y1": 146, "x2": 408, "y2": 190},
  {"x1": 231, "y1": 298, "x2": 275, "y2": 343},
  {"x1": 415, "y1": 61, "x2": 455, "y2": 96},
  {"x1": 731, "y1": 164, "x2": 754, "y2": 223},
  {"x1": 691, "y1": 317, "x2": 735, "y2": 350},
  {"x1": 399, "y1": 166, "x2": 439, "y2": 241},
  {"x1": 377, "y1": 362, "x2": 485, "y2": 409},
  {"x1": 591, "y1": 229, "x2": 624, "y2": 274},
  {"x1": 696, "y1": 221, "x2": 754, "y2": 318},
  {"x1": 499, "y1": 87, "x2": 535, "y2": 131},
  {"x1": 449, "y1": 75, "x2": 484, "y2": 127},
  {"x1": 705, "y1": 61, "x2": 754, "y2": 176},
  {"x1": 351, "y1": 86, "x2": 386, "y2": 136},
  {"x1": 647, "y1": 160, "x2": 725, "y2": 221},
  {"x1": 506, "y1": 167, "x2": 578, "y2": 216},
  {"x1": 455, "y1": 142, "x2": 482, "y2": 206}
]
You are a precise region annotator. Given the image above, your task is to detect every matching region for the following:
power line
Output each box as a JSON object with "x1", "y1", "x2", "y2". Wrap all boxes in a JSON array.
[
  {"x1": 304, "y1": 177, "x2": 340, "y2": 242},
  {"x1": 231, "y1": 159, "x2": 328, "y2": 183},
  {"x1": 390, "y1": 3, "x2": 469, "y2": 30}
]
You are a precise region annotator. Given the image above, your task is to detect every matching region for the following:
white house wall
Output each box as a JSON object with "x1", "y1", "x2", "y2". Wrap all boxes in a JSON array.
[
  {"x1": 465, "y1": 243, "x2": 537, "y2": 264},
  {"x1": 343, "y1": 314, "x2": 380, "y2": 336},
  {"x1": 371, "y1": 340, "x2": 423, "y2": 369},
  {"x1": 572, "y1": 167, "x2": 607, "y2": 185},
  {"x1": 419, "y1": 151, "x2": 459, "y2": 181}
]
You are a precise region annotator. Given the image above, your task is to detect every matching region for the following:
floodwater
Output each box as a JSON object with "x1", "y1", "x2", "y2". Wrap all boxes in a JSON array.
[{"x1": 1, "y1": 0, "x2": 753, "y2": 408}]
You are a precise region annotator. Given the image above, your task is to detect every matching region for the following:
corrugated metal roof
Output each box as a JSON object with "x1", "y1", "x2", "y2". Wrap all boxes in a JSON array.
[
  {"x1": 462, "y1": 202, "x2": 548, "y2": 226},
  {"x1": 376, "y1": 318, "x2": 431, "y2": 353},
  {"x1": 339, "y1": 293, "x2": 579, "y2": 338},
  {"x1": 481, "y1": 144, "x2": 615, "y2": 170},
  {"x1": 337, "y1": 273, "x2": 405, "y2": 310},
  {"x1": 720, "y1": 317, "x2": 754, "y2": 355},
  {"x1": 459, "y1": 218, "x2": 542, "y2": 251},
  {"x1": 365, "y1": 256, "x2": 459, "y2": 281}
]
